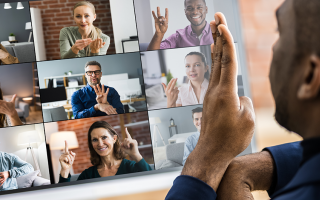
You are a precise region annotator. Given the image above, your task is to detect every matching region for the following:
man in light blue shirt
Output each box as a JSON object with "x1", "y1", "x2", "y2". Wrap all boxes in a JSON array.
[
  {"x1": 0, "y1": 151, "x2": 34, "y2": 191},
  {"x1": 182, "y1": 107, "x2": 202, "y2": 165}
]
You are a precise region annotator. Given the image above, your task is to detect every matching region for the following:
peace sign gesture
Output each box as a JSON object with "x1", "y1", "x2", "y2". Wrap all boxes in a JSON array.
[
  {"x1": 94, "y1": 84, "x2": 109, "y2": 105},
  {"x1": 121, "y1": 128, "x2": 142, "y2": 162},
  {"x1": 59, "y1": 141, "x2": 76, "y2": 178},
  {"x1": 152, "y1": 7, "x2": 169, "y2": 34}
]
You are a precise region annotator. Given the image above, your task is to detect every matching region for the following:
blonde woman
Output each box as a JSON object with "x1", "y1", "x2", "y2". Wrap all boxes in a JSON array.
[{"x1": 59, "y1": 1, "x2": 110, "y2": 59}]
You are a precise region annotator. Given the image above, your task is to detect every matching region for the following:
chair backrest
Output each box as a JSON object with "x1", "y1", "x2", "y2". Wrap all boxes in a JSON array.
[
  {"x1": 139, "y1": 43, "x2": 149, "y2": 52},
  {"x1": 166, "y1": 142, "x2": 185, "y2": 165},
  {"x1": 12, "y1": 44, "x2": 36, "y2": 63},
  {"x1": 3, "y1": 46, "x2": 15, "y2": 57},
  {"x1": 43, "y1": 106, "x2": 68, "y2": 123}
]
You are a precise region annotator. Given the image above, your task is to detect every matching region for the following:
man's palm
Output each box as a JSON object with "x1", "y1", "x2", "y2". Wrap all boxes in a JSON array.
[{"x1": 152, "y1": 7, "x2": 169, "y2": 34}]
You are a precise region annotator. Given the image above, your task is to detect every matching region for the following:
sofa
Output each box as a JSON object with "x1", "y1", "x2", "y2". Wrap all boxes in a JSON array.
[
  {"x1": 3, "y1": 43, "x2": 36, "y2": 63},
  {"x1": 16, "y1": 170, "x2": 50, "y2": 189},
  {"x1": 156, "y1": 142, "x2": 185, "y2": 170}
]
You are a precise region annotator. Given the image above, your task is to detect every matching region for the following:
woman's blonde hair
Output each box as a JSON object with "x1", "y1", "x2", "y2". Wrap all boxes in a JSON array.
[{"x1": 73, "y1": 1, "x2": 102, "y2": 56}]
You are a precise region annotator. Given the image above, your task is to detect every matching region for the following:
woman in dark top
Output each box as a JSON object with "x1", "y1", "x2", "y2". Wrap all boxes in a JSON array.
[{"x1": 59, "y1": 121, "x2": 152, "y2": 182}]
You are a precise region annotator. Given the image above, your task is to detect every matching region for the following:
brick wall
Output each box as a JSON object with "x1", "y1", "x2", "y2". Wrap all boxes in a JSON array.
[
  {"x1": 56, "y1": 111, "x2": 153, "y2": 174},
  {"x1": 238, "y1": 0, "x2": 285, "y2": 108},
  {"x1": 29, "y1": 0, "x2": 116, "y2": 61}
]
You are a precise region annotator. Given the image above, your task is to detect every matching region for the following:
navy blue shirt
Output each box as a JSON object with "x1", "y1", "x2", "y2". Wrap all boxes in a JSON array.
[
  {"x1": 166, "y1": 142, "x2": 304, "y2": 200},
  {"x1": 71, "y1": 83, "x2": 124, "y2": 119}
]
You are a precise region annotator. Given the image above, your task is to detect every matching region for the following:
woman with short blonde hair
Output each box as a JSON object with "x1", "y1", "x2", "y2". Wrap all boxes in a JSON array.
[{"x1": 59, "y1": 1, "x2": 110, "y2": 59}]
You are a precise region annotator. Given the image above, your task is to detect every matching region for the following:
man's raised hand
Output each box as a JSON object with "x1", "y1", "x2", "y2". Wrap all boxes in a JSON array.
[
  {"x1": 94, "y1": 84, "x2": 109, "y2": 105},
  {"x1": 152, "y1": 7, "x2": 169, "y2": 35},
  {"x1": 181, "y1": 12, "x2": 255, "y2": 191}
]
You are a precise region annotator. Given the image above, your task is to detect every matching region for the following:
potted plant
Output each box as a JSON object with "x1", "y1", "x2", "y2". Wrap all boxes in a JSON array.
[{"x1": 9, "y1": 33, "x2": 15, "y2": 41}]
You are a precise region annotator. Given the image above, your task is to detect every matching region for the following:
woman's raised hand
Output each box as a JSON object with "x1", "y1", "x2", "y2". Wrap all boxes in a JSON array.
[
  {"x1": 121, "y1": 128, "x2": 142, "y2": 163},
  {"x1": 94, "y1": 84, "x2": 109, "y2": 105},
  {"x1": 90, "y1": 38, "x2": 106, "y2": 54},
  {"x1": 161, "y1": 78, "x2": 179, "y2": 108},
  {"x1": 0, "y1": 94, "x2": 18, "y2": 117},
  {"x1": 71, "y1": 38, "x2": 92, "y2": 54},
  {"x1": 59, "y1": 141, "x2": 76, "y2": 178},
  {"x1": 152, "y1": 7, "x2": 169, "y2": 35}
]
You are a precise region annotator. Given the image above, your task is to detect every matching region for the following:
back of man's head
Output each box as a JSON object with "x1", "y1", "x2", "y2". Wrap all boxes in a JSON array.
[{"x1": 294, "y1": 0, "x2": 320, "y2": 59}]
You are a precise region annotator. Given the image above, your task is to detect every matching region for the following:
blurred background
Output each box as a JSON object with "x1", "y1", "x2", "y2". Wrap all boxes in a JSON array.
[{"x1": 2, "y1": 0, "x2": 302, "y2": 199}]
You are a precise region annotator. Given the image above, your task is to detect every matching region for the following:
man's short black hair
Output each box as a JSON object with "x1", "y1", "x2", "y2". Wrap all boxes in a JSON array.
[
  {"x1": 184, "y1": 0, "x2": 206, "y2": 8},
  {"x1": 192, "y1": 107, "x2": 203, "y2": 118},
  {"x1": 85, "y1": 61, "x2": 102, "y2": 70}
]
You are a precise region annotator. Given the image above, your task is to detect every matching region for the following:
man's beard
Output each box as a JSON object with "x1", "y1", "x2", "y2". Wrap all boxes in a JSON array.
[
  {"x1": 274, "y1": 88, "x2": 292, "y2": 132},
  {"x1": 89, "y1": 78, "x2": 100, "y2": 86}
]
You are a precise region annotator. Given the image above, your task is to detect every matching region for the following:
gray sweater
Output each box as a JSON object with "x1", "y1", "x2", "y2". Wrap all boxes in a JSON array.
[{"x1": 59, "y1": 26, "x2": 110, "y2": 59}]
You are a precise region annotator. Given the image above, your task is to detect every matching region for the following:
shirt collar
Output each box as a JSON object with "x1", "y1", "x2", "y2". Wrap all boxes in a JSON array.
[
  {"x1": 86, "y1": 83, "x2": 98, "y2": 92},
  {"x1": 188, "y1": 21, "x2": 209, "y2": 36},
  {"x1": 188, "y1": 78, "x2": 209, "y2": 91}
]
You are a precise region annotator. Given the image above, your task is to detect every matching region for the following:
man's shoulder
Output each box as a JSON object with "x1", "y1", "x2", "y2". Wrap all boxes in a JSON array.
[{"x1": 185, "y1": 132, "x2": 200, "y2": 144}]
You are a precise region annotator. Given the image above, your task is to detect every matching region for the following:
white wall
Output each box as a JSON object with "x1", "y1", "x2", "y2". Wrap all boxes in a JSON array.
[
  {"x1": 133, "y1": 0, "x2": 153, "y2": 44},
  {"x1": 110, "y1": 0, "x2": 139, "y2": 53},
  {"x1": 0, "y1": 125, "x2": 50, "y2": 180},
  {"x1": 43, "y1": 122, "x2": 61, "y2": 183},
  {"x1": 135, "y1": 0, "x2": 215, "y2": 44}
]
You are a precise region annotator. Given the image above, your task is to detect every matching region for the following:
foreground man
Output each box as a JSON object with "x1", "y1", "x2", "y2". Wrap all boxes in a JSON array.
[{"x1": 166, "y1": 0, "x2": 320, "y2": 199}]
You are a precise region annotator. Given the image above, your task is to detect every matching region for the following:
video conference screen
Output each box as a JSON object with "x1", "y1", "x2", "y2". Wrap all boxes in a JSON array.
[{"x1": 0, "y1": 0, "x2": 251, "y2": 195}]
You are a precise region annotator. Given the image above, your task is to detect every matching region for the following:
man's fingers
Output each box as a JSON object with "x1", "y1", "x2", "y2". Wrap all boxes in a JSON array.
[
  {"x1": 165, "y1": 8, "x2": 169, "y2": 20},
  {"x1": 218, "y1": 24, "x2": 237, "y2": 91},
  {"x1": 152, "y1": 11, "x2": 157, "y2": 20},
  {"x1": 125, "y1": 128, "x2": 132, "y2": 139},
  {"x1": 102, "y1": 84, "x2": 105, "y2": 93},
  {"x1": 239, "y1": 96, "x2": 255, "y2": 121},
  {"x1": 11, "y1": 94, "x2": 17, "y2": 103},
  {"x1": 157, "y1": 7, "x2": 161, "y2": 17},
  {"x1": 106, "y1": 88, "x2": 109, "y2": 96},
  {"x1": 97, "y1": 84, "x2": 101, "y2": 93},
  {"x1": 93, "y1": 85, "x2": 99, "y2": 94},
  {"x1": 215, "y1": 12, "x2": 228, "y2": 27},
  {"x1": 65, "y1": 140, "x2": 69, "y2": 154}
]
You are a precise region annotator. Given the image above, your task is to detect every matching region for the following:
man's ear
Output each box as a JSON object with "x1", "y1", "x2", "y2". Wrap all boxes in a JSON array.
[{"x1": 297, "y1": 55, "x2": 320, "y2": 100}]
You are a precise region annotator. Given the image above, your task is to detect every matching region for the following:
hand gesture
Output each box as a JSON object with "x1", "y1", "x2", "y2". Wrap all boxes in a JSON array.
[
  {"x1": 90, "y1": 38, "x2": 106, "y2": 54},
  {"x1": 94, "y1": 84, "x2": 109, "y2": 104},
  {"x1": 71, "y1": 38, "x2": 92, "y2": 53},
  {"x1": 0, "y1": 49, "x2": 9, "y2": 60},
  {"x1": 98, "y1": 104, "x2": 118, "y2": 115},
  {"x1": 121, "y1": 128, "x2": 142, "y2": 162},
  {"x1": 162, "y1": 78, "x2": 179, "y2": 108},
  {"x1": 0, "y1": 94, "x2": 18, "y2": 117},
  {"x1": 152, "y1": 7, "x2": 169, "y2": 34},
  {"x1": 181, "y1": 13, "x2": 255, "y2": 191},
  {"x1": 0, "y1": 171, "x2": 9, "y2": 187},
  {"x1": 59, "y1": 141, "x2": 76, "y2": 178}
]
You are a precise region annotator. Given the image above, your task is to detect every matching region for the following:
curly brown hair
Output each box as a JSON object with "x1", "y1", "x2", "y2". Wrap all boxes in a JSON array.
[{"x1": 87, "y1": 121, "x2": 125, "y2": 166}]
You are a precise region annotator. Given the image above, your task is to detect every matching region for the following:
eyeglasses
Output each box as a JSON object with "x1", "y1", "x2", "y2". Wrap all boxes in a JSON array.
[{"x1": 85, "y1": 70, "x2": 101, "y2": 76}]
